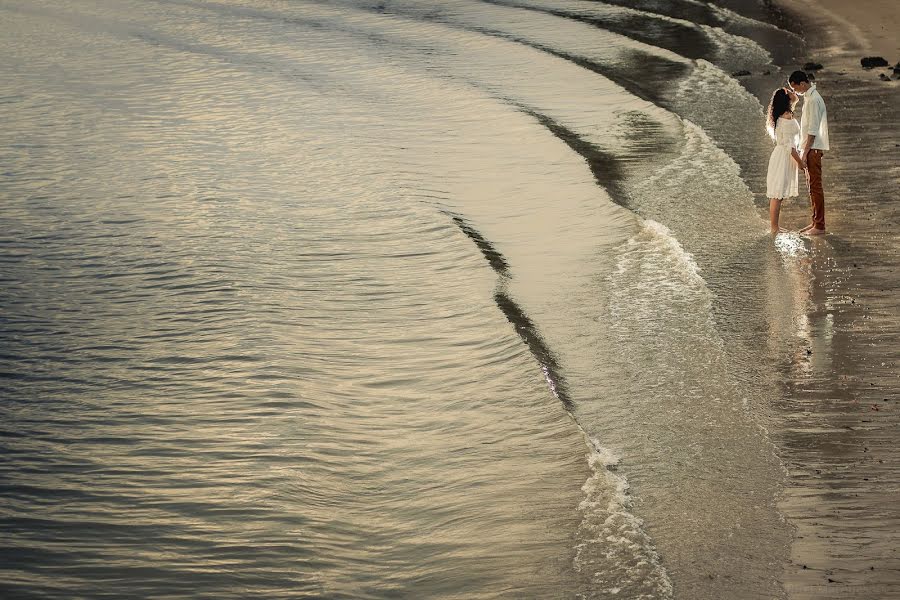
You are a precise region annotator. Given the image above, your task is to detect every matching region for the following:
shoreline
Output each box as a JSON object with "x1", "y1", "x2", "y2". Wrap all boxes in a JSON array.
[{"x1": 735, "y1": 0, "x2": 900, "y2": 597}]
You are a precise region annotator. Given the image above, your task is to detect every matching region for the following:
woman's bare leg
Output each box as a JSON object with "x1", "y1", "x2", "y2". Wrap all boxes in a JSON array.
[{"x1": 769, "y1": 198, "x2": 783, "y2": 234}]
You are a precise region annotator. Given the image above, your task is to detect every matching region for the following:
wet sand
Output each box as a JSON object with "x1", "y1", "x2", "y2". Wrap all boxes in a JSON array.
[
  {"x1": 786, "y1": 0, "x2": 900, "y2": 59},
  {"x1": 740, "y1": 1, "x2": 900, "y2": 597}
]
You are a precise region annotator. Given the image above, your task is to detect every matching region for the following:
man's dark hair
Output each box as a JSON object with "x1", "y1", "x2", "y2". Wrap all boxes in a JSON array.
[{"x1": 789, "y1": 70, "x2": 810, "y2": 85}]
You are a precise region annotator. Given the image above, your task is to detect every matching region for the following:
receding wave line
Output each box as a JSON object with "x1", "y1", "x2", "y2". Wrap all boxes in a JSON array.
[
  {"x1": 587, "y1": 0, "x2": 726, "y2": 26},
  {"x1": 157, "y1": 0, "x2": 690, "y2": 109},
  {"x1": 444, "y1": 212, "x2": 573, "y2": 411},
  {"x1": 404, "y1": 13, "x2": 688, "y2": 106},
  {"x1": 273, "y1": 0, "x2": 689, "y2": 106},
  {"x1": 441, "y1": 101, "x2": 643, "y2": 413},
  {"x1": 518, "y1": 107, "x2": 628, "y2": 206},
  {"x1": 493, "y1": 290, "x2": 574, "y2": 411},
  {"x1": 443, "y1": 212, "x2": 511, "y2": 277},
  {"x1": 480, "y1": 0, "x2": 715, "y2": 60}
]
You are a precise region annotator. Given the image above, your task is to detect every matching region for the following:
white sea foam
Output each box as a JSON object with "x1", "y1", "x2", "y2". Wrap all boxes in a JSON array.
[
  {"x1": 708, "y1": 3, "x2": 805, "y2": 42},
  {"x1": 608, "y1": 218, "x2": 717, "y2": 336},
  {"x1": 671, "y1": 59, "x2": 768, "y2": 160},
  {"x1": 574, "y1": 435, "x2": 673, "y2": 600},
  {"x1": 701, "y1": 23, "x2": 772, "y2": 71},
  {"x1": 508, "y1": 0, "x2": 771, "y2": 71},
  {"x1": 674, "y1": 59, "x2": 765, "y2": 118},
  {"x1": 640, "y1": 220, "x2": 706, "y2": 286},
  {"x1": 626, "y1": 116, "x2": 769, "y2": 237}
]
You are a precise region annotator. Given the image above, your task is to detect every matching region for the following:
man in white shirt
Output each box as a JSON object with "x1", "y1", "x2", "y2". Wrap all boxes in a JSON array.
[{"x1": 789, "y1": 70, "x2": 830, "y2": 235}]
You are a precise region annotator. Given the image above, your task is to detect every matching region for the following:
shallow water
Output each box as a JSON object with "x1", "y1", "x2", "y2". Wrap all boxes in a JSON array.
[{"x1": 0, "y1": 1, "x2": 828, "y2": 598}]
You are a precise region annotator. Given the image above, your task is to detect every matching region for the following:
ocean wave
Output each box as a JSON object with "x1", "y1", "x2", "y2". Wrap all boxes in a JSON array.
[{"x1": 574, "y1": 435, "x2": 673, "y2": 600}]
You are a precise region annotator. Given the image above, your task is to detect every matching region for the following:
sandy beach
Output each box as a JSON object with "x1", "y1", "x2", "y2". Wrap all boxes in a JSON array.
[
  {"x1": 743, "y1": 0, "x2": 900, "y2": 597},
  {"x1": 785, "y1": 0, "x2": 900, "y2": 59}
]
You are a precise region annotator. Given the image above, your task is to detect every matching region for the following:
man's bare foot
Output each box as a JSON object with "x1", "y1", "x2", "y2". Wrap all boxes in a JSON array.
[
  {"x1": 803, "y1": 227, "x2": 826, "y2": 236},
  {"x1": 798, "y1": 224, "x2": 814, "y2": 233}
]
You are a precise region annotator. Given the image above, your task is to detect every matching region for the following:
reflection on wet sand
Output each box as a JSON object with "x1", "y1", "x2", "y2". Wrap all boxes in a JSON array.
[
  {"x1": 770, "y1": 233, "x2": 900, "y2": 598},
  {"x1": 765, "y1": 233, "x2": 810, "y2": 351},
  {"x1": 731, "y1": 0, "x2": 900, "y2": 587}
]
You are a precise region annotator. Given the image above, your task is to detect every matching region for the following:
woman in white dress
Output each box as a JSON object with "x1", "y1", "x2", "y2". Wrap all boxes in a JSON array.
[{"x1": 766, "y1": 88, "x2": 806, "y2": 233}]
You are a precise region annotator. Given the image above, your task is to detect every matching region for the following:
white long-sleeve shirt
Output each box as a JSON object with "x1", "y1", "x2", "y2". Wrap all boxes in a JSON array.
[{"x1": 800, "y1": 84, "x2": 830, "y2": 151}]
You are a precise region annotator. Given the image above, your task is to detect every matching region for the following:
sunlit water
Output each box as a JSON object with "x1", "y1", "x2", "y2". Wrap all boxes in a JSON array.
[{"x1": 1, "y1": 1, "x2": 813, "y2": 598}]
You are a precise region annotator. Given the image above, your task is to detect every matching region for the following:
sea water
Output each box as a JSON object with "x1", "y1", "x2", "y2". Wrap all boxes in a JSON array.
[{"x1": 0, "y1": 1, "x2": 808, "y2": 598}]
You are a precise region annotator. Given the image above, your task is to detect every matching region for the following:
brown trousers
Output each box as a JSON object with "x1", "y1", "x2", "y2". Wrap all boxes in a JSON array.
[{"x1": 805, "y1": 149, "x2": 825, "y2": 229}]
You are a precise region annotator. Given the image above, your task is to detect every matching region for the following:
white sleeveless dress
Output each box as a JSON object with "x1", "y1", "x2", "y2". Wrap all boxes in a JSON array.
[{"x1": 766, "y1": 116, "x2": 800, "y2": 199}]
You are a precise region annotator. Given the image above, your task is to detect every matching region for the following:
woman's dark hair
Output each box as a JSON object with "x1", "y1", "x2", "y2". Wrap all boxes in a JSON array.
[{"x1": 766, "y1": 88, "x2": 792, "y2": 140}]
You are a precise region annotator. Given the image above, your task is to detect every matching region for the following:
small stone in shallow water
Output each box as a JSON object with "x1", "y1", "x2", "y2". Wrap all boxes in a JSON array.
[
  {"x1": 732, "y1": 70, "x2": 752, "y2": 77},
  {"x1": 879, "y1": 74, "x2": 891, "y2": 81},
  {"x1": 803, "y1": 62, "x2": 823, "y2": 70},
  {"x1": 861, "y1": 56, "x2": 889, "y2": 68}
]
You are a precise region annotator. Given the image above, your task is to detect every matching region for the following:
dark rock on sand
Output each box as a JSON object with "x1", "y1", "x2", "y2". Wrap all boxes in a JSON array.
[
  {"x1": 879, "y1": 73, "x2": 891, "y2": 81},
  {"x1": 732, "y1": 70, "x2": 752, "y2": 77},
  {"x1": 803, "y1": 62, "x2": 824, "y2": 71},
  {"x1": 860, "y1": 56, "x2": 889, "y2": 69}
]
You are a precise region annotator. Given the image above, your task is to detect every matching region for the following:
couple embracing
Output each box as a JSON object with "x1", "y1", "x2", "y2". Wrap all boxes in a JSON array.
[{"x1": 766, "y1": 70, "x2": 830, "y2": 235}]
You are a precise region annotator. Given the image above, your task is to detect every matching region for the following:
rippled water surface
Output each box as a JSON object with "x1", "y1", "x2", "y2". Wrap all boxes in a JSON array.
[{"x1": 1, "y1": 1, "x2": 822, "y2": 598}]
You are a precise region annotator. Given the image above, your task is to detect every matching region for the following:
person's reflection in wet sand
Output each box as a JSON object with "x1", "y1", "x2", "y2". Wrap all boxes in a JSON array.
[{"x1": 767, "y1": 235, "x2": 893, "y2": 594}]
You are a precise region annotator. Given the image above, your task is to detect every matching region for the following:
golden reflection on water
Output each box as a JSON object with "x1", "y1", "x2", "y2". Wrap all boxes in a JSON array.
[
  {"x1": 764, "y1": 233, "x2": 839, "y2": 383},
  {"x1": 763, "y1": 232, "x2": 809, "y2": 354}
]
